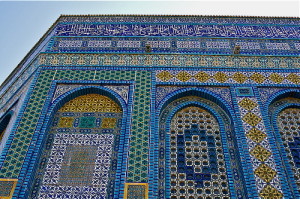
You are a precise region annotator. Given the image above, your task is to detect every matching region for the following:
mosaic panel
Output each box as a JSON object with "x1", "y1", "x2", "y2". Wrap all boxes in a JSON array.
[
  {"x1": 170, "y1": 106, "x2": 230, "y2": 198},
  {"x1": 39, "y1": 53, "x2": 300, "y2": 69},
  {"x1": 156, "y1": 70, "x2": 300, "y2": 85},
  {"x1": 59, "y1": 94, "x2": 122, "y2": 113},
  {"x1": 237, "y1": 96, "x2": 283, "y2": 199},
  {"x1": 277, "y1": 107, "x2": 300, "y2": 190},
  {"x1": 158, "y1": 96, "x2": 247, "y2": 199},
  {"x1": 31, "y1": 94, "x2": 123, "y2": 199},
  {"x1": 55, "y1": 24, "x2": 300, "y2": 39}
]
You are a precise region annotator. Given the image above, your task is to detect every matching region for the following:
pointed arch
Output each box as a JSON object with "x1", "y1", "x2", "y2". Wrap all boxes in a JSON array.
[
  {"x1": 0, "y1": 111, "x2": 13, "y2": 144},
  {"x1": 268, "y1": 90, "x2": 300, "y2": 198},
  {"x1": 150, "y1": 88, "x2": 248, "y2": 199},
  {"x1": 29, "y1": 86, "x2": 129, "y2": 199}
]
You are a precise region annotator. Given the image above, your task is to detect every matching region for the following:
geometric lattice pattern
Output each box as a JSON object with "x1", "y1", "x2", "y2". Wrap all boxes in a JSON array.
[
  {"x1": 39, "y1": 134, "x2": 114, "y2": 198},
  {"x1": 59, "y1": 94, "x2": 122, "y2": 113},
  {"x1": 169, "y1": 106, "x2": 230, "y2": 198},
  {"x1": 277, "y1": 108, "x2": 300, "y2": 190}
]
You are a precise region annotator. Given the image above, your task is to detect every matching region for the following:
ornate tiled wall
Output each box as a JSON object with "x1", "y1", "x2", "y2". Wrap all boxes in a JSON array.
[
  {"x1": 1, "y1": 64, "x2": 300, "y2": 198},
  {"x1": 0, "y1": 15, "x2": 300, "y2": 199},
  {"x1": 0, "y1": 68, "x2": 152, "y2": 198}
]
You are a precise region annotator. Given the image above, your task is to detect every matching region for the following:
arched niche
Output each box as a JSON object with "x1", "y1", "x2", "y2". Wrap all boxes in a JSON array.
[
  {"x1": 269, "y1": 91, "x2": 300, "y2": 198},
  {"x1": 0, "y1": 111, "x2": 13, "y2": 144},
  {"x1": 30, "y1": 86, "x2": 127, "y2": 199},
  {"x1": 153, "y1": 89, "x2": 247, "y2": 199}
]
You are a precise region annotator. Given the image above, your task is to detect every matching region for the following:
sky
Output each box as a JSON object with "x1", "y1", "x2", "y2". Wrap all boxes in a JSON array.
[{"x1": 0, "y1": 0, "x2": 299, "y2": 86}]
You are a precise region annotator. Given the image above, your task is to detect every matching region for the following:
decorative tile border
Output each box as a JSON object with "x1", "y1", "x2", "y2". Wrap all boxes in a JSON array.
[
  {"x1": 124, "y1": 183, "x2": 148, "y2": 199},
  {"x1": 38, "y1": 53, "x2": 300, "y2": 69},
  {"x1": 55, "y1": 23, "x2": 300, "y2": 39},
  {"x1": 156, "y1": 70, "x2": 300, "y2": 85},
  {"x1": 236, "y1": 96, "x2": 283, "y2": 199},
  {"x1": 0, "y1": 178, "x2": 18, "y2": 199}
]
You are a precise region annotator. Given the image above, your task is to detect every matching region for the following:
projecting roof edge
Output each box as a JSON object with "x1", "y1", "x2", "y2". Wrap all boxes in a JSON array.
[{"x1": 59, "y1": 14, "x2": 300, "y2": 19}]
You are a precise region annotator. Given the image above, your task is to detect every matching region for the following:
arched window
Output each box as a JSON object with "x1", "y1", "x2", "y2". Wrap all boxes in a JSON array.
[
  {"x1": 158, "y1": 95, "x2": 246, "y2": 199},
  {"x1": 31, "y1": 93, "x2": 123, "y2": 198},
  {"x1": 270, "y1": 96, "x2": 300, "y2": 197},
  {"x1": 0, "y1": 112, "x2": 13, "y2": 144}
]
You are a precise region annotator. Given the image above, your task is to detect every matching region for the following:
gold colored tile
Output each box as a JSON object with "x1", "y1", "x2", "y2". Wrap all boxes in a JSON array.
[
  {"x1": 238, "y1": 98, "x2": 257, "y2": 111},
  {"x1": 259, "y1": 185, "x2": 283, "y2": 199},
  {"x1": 243, "y1": 112, "x2": 262, "y2": 126},
  {"x1": 250, "y1": 145, "x2": 271, "y2": 162},
  {"x1": 124, "y1": 183, "x2": 148, "y2": 199},
  {"x1": 269, "y1": 73, "x2": 284, "y2": 84},
  {"x1": 156, "y1": 71, "x2": 173, "y2": 81},
  {"x1": 194, "y1": 72, "x2": 210, "y2": 82},
  {"x1": 213, "y1": 72, "x2": 228, "y2": 83},
  {"x1": 232, "y1": 72, "x2": 247, "y2": 84},
  {"x1": 286, "y1": 73, "x2": 300, "y2": 84},
  {"x1": 246, "y1": 128, "x2": 267, "y2": 143},
  {"x1": 0, "y1": 178, "x2": 18, "y2": 199},
  {"x1": 254, "y1": 164, "x2": 277, "y2": 183},
  {"x1": 176, "y1": 71, "x2": 192, "y2": 82},
  {"x1": 250, "y1": 73, "x2": 266, "y2": 84},
  {"x1": 58, "y1": 117, "x2": 74, "y2": 128},
  {"x1": 101, "y1": 118, "x2": 117, "y2": 128}
]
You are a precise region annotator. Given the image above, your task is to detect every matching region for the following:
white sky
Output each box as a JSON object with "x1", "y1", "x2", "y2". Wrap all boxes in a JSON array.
[{"x1": 0, "y1": 0, "x2": 299, "y2": 86}]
